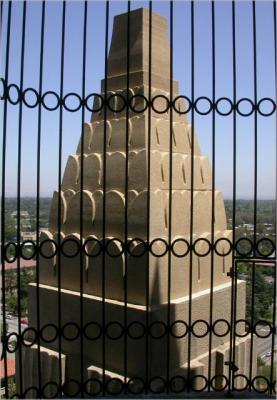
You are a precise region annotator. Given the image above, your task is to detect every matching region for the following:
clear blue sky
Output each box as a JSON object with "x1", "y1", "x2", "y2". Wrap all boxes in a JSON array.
[{"x1": 0, "y1": 0, "x2": 276, "y2": 199}]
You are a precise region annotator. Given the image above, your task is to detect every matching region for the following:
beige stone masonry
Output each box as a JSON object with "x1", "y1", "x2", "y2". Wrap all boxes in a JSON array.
[{"x1": 19, "y1": 7, "x2": 253, "y2": 392}]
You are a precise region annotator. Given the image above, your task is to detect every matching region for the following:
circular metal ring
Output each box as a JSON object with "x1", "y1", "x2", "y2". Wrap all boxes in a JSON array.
[
  {"x1": 107, "y1": 93, "x2": 126, "y2": 113},
  {"x1": 236, "y1": 98, "x2": 255, "y2": 117},
  {"x1": 83, "y1": 321, "x2": 102, "y2": 340},
  {"x1": 256, "y1": 237, "x2": 275, "y2": 257},
  {"x1": 85, "y1": 93, "x2": 103, "y2": 112},
  {"x1": 0, "y1": 77, "x2": 7, "y2": 100},
  {"x1": 127, "y1": 321, "x2": 146, "y2": 340},
  {"x1": 149, "y1": 238, "x2": 168, "y2": 257},
  {"x1": 148, "y1": 376, "x2": 167, "y2": 394},
  {"x1": 20, "y1": 240, "x2": 37, "y2": 260},
  {"x1": 251, "y1": 376, "x2": 270, "y2": 393},
  {"x1": 105, "y1": 378, "x2": 124, "y2": 395},
  {"x1": 189, "y1": 375, "x2": 208, "y2": 392},
  {"x1": 105, "y1": 321, "x2": 124, "y2": 340},
  {"x1": 257, "y1": 97, "x2": 276, "y2": 117},
  {"x1": 127, "y1": 238, "x2": 148, "y2": 257},
  {"x1": 169, "y1": 375, "x2": 187, "y2": 393},
  {"x1": 191, "y1": 320, "x2": 210, "y2": 338},
  {"x1": 21, "y1": 327, "x2": 37, "y2": 347},
  {"x1": 6, "y1": 332, "x2": 19, "y2": 353},
  {"x1": 61, "y1": 322, "x2": 80, "y2": 341},
  {"x1": 210, "y1": 374, "x2": 229, "y2": 391},
  {"x1": 63, "y1": 92, "x2": 82, "y2": 112},
  {"x1": 40, "y1": 323, "x2": 59, "y2": 343},
  {"x1": 129, "y1": 94, "x2": 148, "y2": 113},
  {"x1": 215, "y1": 97, "x2": 234, "y2": 116},
  {"x1": 105, "y1": 238, "x2": 124, "y2": 258},
  {"x1": 234, "y1": 319, "x2": 250, "y2": 337},
  {"x1": 127, "y1": 377, "x2": 145, "y2": 394},
  {"x1": 60, "y1": 238, "x2": 80, "y2": 258},
  {"x1": 194, "y1": 96, "x2": 213, "y2": 115},
  {"x1": 23, "y1": 88, "x2": 40, "y2": 108},
  {"x1": 39, "y1": 239, "x2": 58, "y2": 259},
  {"x1": 4, "y1": 242, "x2": 18, "y2": 263},
  {"x1": 83, "y1": 378, "x2": 103, "y2": 396},
  {"x1": 212, "y1": 319, "x2": 230, "y2": 337},
  {"x1": 41, "y1": 381, "x2": 60, "y2": 398},
  {"x1": 42, "y1": 91, "x2": 60, "y2": 111},
  {"x1": 83, "y1": 237, "x2": 102, "y2": 257},
  {"x1": 171, "y1": 238, "x2": 190, "y2": 258},
  {"x1": 193, "y1": 238, "x2": 212, "y2": 257},
  {"x1": 23, "y1": 386, "x2": 40, "y2": 399},
  {"x1": 170, "y1": 320, "x2": 188, "y2": 339},
  {"x1": 254, "y1": 320, "x2": 272, "y2": 338},
  {"x1": 7, "y1": 83, "x2": 21, "y2": 105},
  {"x1": 62, "y1": 379, "x2": 81, "y2": 397},
  {"x1": 173, "y1": 95, "x2": 192, "y2": 114},
  {"x1": 233, "y1": 374, "x2": 250, "y2": 391},
  {"x1": 148, "y1": 321, "x2": 168, "y2": 339},
  {"x1": 235, "y1": 237, "x2": 253, "y2": 257},
  {"x1": 151, "y1": 95, "x2": 170, "y2": 114},
  {"x1": 214, "y1": 237, "x2": 232, "y2": 257}
]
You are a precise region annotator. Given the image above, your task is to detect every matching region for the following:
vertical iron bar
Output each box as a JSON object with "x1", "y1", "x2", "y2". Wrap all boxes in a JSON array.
[
  {"x1": 35, "y1": 1, "x2": 45, "y2": 395},
  {"x1": 0, "y1": 2, "x2": 12, "y2": 398},
  {"x1": 208, "y1": 0, "x2": 216, "y2": 390},
  {"x1": 124, "y1": 1, "x2": 131, "y2": 392},
  {"x1": 166, "y1": 0, "x2": 173, "y2": 392},
  {"x1": 57, "y1": 2, "x2": 66, "y2": 395},
  {"x1": 248, "y1": 0, "x2": 258, "y2": 387},
  {"x1": 79, "y1": 1, "x2": 87, "y2": 397},
  {"x1": 269, "y1": 260, "x2": 276, "y2": 395},
  {"x1": 145, "y1": 1, "x2": 152, "y2": 394},
  {"x1": 187, "y1": 0, "x2": 195, "y2": 390},
  {"x1": 101, "y1": 1, "x2": 109, "y2": 394},
  {"x1": 270, "y1": 0, "x2": 277, "y2": 394},
  {"x1": 16, "y1": 1, "x2": 27, "y2": 396},
  {"x1": 229, "y1": 0, "x2": 237, "y2": 392}
]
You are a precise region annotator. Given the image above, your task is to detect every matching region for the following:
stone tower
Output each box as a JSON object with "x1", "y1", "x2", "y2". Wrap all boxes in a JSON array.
[{"x1": 18, "y1": 8, "x2": 254, "y2": 396}]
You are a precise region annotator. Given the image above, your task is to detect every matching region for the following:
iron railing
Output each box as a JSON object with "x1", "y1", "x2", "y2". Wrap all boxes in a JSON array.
[{"x1": 0, "y1": 0, "x2": 276, "y2": 398}]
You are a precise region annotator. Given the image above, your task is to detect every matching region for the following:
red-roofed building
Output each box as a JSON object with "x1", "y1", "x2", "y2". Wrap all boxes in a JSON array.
[
  {"x1": 1, "y1": 258, "x2": 36, "y2": 271},
  {"x1": 0, "y1": 358, "x2": 15, "y2": 380},
  {"x1": 0, "y1": 357, "x2": 16, "y2": 396}
]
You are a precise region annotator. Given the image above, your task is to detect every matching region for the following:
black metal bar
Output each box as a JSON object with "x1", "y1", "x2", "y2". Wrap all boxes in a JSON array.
[
  {"x1": 145, "y1": 1, "x2": 152, "y2": 394},
  {"x1": 0, "y1": 2, "x2": 12, "y2": 398},
  {"x1": 248, "y1": 259, "x2": 255, "y2": 387},
  {"x1": 79, "y1": 1, "x2": 87, "y2": 397},
  {"x1": 166, "y1": 0, "x2": 173, "y2": 392},
  {"x1": 229, "y1": 0, "x2": 237, "y2": 393},
  {"x1": 187, "y1": 0, "x2": 195, "y2": 388},
  {"x1": 101, "y1": 1, "x2": 109, "y2": 394},
  {"x1": 124, "y1": 1, "x2": 131, "y2": 392},
  {"x1": 207, "y1": 0, "x2": 216, "y2": 390},
  {"x1": 269, "y1": 0, "x2": 277, "y2": 394},
  {"x1": 248, "y1": 0, "x2": 258, "y2": 386},
  {"x1": 35, "y1": 1, "x2": 45, "y2": 395},
  {"x1": 16, "y1": 1, "x2": 27, "y2": 396},
  {"x1": 57, "y1": 2, "x2": 66, "y2": 395}
]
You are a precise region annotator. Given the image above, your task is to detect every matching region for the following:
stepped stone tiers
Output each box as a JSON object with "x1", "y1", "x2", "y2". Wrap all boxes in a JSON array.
[{"x1": 17, "y1": 8, "x2": 255, "y2": 397}]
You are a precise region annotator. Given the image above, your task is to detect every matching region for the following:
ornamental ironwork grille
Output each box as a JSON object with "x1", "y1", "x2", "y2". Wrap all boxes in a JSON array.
[{"x1": 0, "y1": 1, "x2": 276, "y2": 398}]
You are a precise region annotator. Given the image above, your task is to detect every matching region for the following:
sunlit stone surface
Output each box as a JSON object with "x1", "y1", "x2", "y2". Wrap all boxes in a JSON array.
[{"x1": 17, "y1": 8, "x2": 255, "y2": 396}]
